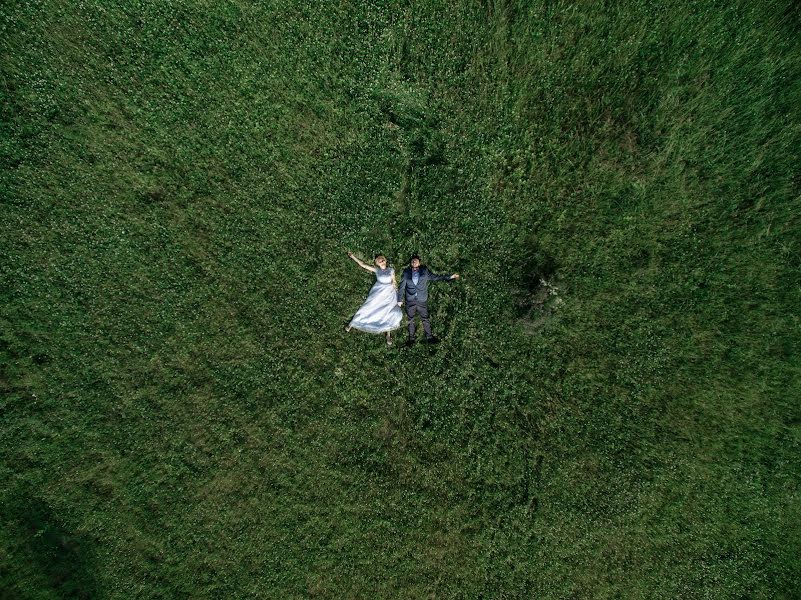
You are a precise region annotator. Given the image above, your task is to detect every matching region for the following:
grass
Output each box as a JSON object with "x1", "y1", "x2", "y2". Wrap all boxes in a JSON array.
[{"x1": 2, "y1": 0, "x2": 800, "y2": 598}]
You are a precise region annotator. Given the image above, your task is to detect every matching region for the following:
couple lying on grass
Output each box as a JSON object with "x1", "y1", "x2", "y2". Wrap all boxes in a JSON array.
[{"x1": 345, "y1": 252, "x2": 460, "y2": 346}]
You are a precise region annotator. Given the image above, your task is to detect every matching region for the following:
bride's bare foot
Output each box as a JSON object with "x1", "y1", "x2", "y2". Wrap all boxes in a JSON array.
[
  {"x1": 386, "y1": 333, "x2": 392, "y2": 346},
  {"x1": 345, "y1": 324, "x2": 352, "y2": 333}
]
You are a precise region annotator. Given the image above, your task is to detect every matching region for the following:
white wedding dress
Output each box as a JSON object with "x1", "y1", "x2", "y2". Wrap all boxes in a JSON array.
[{"x1": 349, "y1": 267, "x2": 403, "y2": 333}]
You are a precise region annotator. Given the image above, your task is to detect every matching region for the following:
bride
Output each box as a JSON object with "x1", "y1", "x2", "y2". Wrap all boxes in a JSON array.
[{"x1": 345, "y1": 251, "x2": 403, "y2": 346}]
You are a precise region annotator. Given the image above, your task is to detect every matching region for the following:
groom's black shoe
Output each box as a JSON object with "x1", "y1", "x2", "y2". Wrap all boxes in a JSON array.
[
  {"x1": 425, "y1": 336, "x2": 440, "y2": 344},
  {"x1": 405, "y1": 337, "x2": 416, "y2": 347}
]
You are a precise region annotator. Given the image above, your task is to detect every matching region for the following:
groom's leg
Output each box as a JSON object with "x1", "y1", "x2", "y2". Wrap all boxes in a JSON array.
[
  {"x1": 417, "y1": 303, "x2": 432, "y2": 338},
  {"x1": 406, "y1": 302, "x2": 417, "y2": 338}
]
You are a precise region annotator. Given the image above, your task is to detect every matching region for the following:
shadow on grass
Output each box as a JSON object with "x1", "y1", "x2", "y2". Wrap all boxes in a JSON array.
[{"x1": 1, "y1": 485, "x2": 98, "y2": 599}]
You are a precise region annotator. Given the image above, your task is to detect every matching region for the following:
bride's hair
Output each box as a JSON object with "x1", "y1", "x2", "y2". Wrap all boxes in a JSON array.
[{"x1": 373, "y1": 254, "x2": 387, "y2": 265}]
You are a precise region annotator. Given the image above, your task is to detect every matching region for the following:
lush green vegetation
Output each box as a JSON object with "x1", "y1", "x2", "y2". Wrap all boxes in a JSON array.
[{"x1": 2, "y1": 1, "x2": 800, "y2": 597}]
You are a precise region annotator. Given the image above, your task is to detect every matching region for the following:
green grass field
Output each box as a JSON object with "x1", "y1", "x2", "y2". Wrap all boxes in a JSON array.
[{"x1": 2, "y1": 1, "x2": 800, "y2": 597}]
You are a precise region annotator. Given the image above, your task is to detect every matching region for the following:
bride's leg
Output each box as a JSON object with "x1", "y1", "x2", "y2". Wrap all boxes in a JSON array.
[{"x1": 386, "y1": 331, "x2": 392, "y2": 345}]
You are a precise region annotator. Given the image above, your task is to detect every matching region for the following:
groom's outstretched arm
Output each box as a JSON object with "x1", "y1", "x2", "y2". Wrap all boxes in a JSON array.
[
  {"x1": 429, "y1": 269, "x2": 458, "y2": 282},
  {"x1": 397, "y1": 271, "x2": 407, "y2": 303}
]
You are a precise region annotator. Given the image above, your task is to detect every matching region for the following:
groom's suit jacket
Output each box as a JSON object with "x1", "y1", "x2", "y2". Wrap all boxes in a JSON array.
[{"x1": 397, "y1": 266, "x2": 454, "y2": 303}]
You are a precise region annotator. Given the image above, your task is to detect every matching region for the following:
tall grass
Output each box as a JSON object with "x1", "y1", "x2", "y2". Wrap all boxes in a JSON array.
[{"x1": 2, "y1": 1, "x2": 800, "y2": 597}]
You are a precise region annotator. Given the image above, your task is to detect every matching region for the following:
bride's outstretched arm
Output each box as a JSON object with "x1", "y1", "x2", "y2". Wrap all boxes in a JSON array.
[{"x1": 347, "y1": 251, "x2": 376, "y2": 272}]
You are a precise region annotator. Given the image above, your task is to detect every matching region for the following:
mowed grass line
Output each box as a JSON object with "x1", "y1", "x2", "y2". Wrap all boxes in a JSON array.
[{"x1": 2, "y1": 1, "x2": 800, "y2": 598}]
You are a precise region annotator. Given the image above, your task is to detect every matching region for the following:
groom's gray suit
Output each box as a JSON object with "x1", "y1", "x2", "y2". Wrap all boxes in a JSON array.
[{"x1": 397, "y1": 266, "x2": 454, "y2": 340}]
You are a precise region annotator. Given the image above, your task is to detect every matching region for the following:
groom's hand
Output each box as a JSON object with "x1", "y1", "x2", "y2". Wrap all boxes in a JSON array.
[{"x1": 451, "y1": 273, "x2": 460, "y2": 280}]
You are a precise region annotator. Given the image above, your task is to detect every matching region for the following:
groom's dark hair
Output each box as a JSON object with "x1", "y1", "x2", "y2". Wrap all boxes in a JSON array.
[{"x1": 410, "y1": 254, "x2": 420, "y2": 262}]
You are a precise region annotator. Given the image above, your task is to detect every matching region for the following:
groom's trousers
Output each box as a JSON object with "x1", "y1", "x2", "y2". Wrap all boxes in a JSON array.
[{"x1": 405, "y1": 301, "x2": 432, "y2": 339}]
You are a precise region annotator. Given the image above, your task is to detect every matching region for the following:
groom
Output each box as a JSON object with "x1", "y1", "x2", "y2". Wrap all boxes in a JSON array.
[{"x1": 397, "y1": 254, "x2": 460, "y2": 345}]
